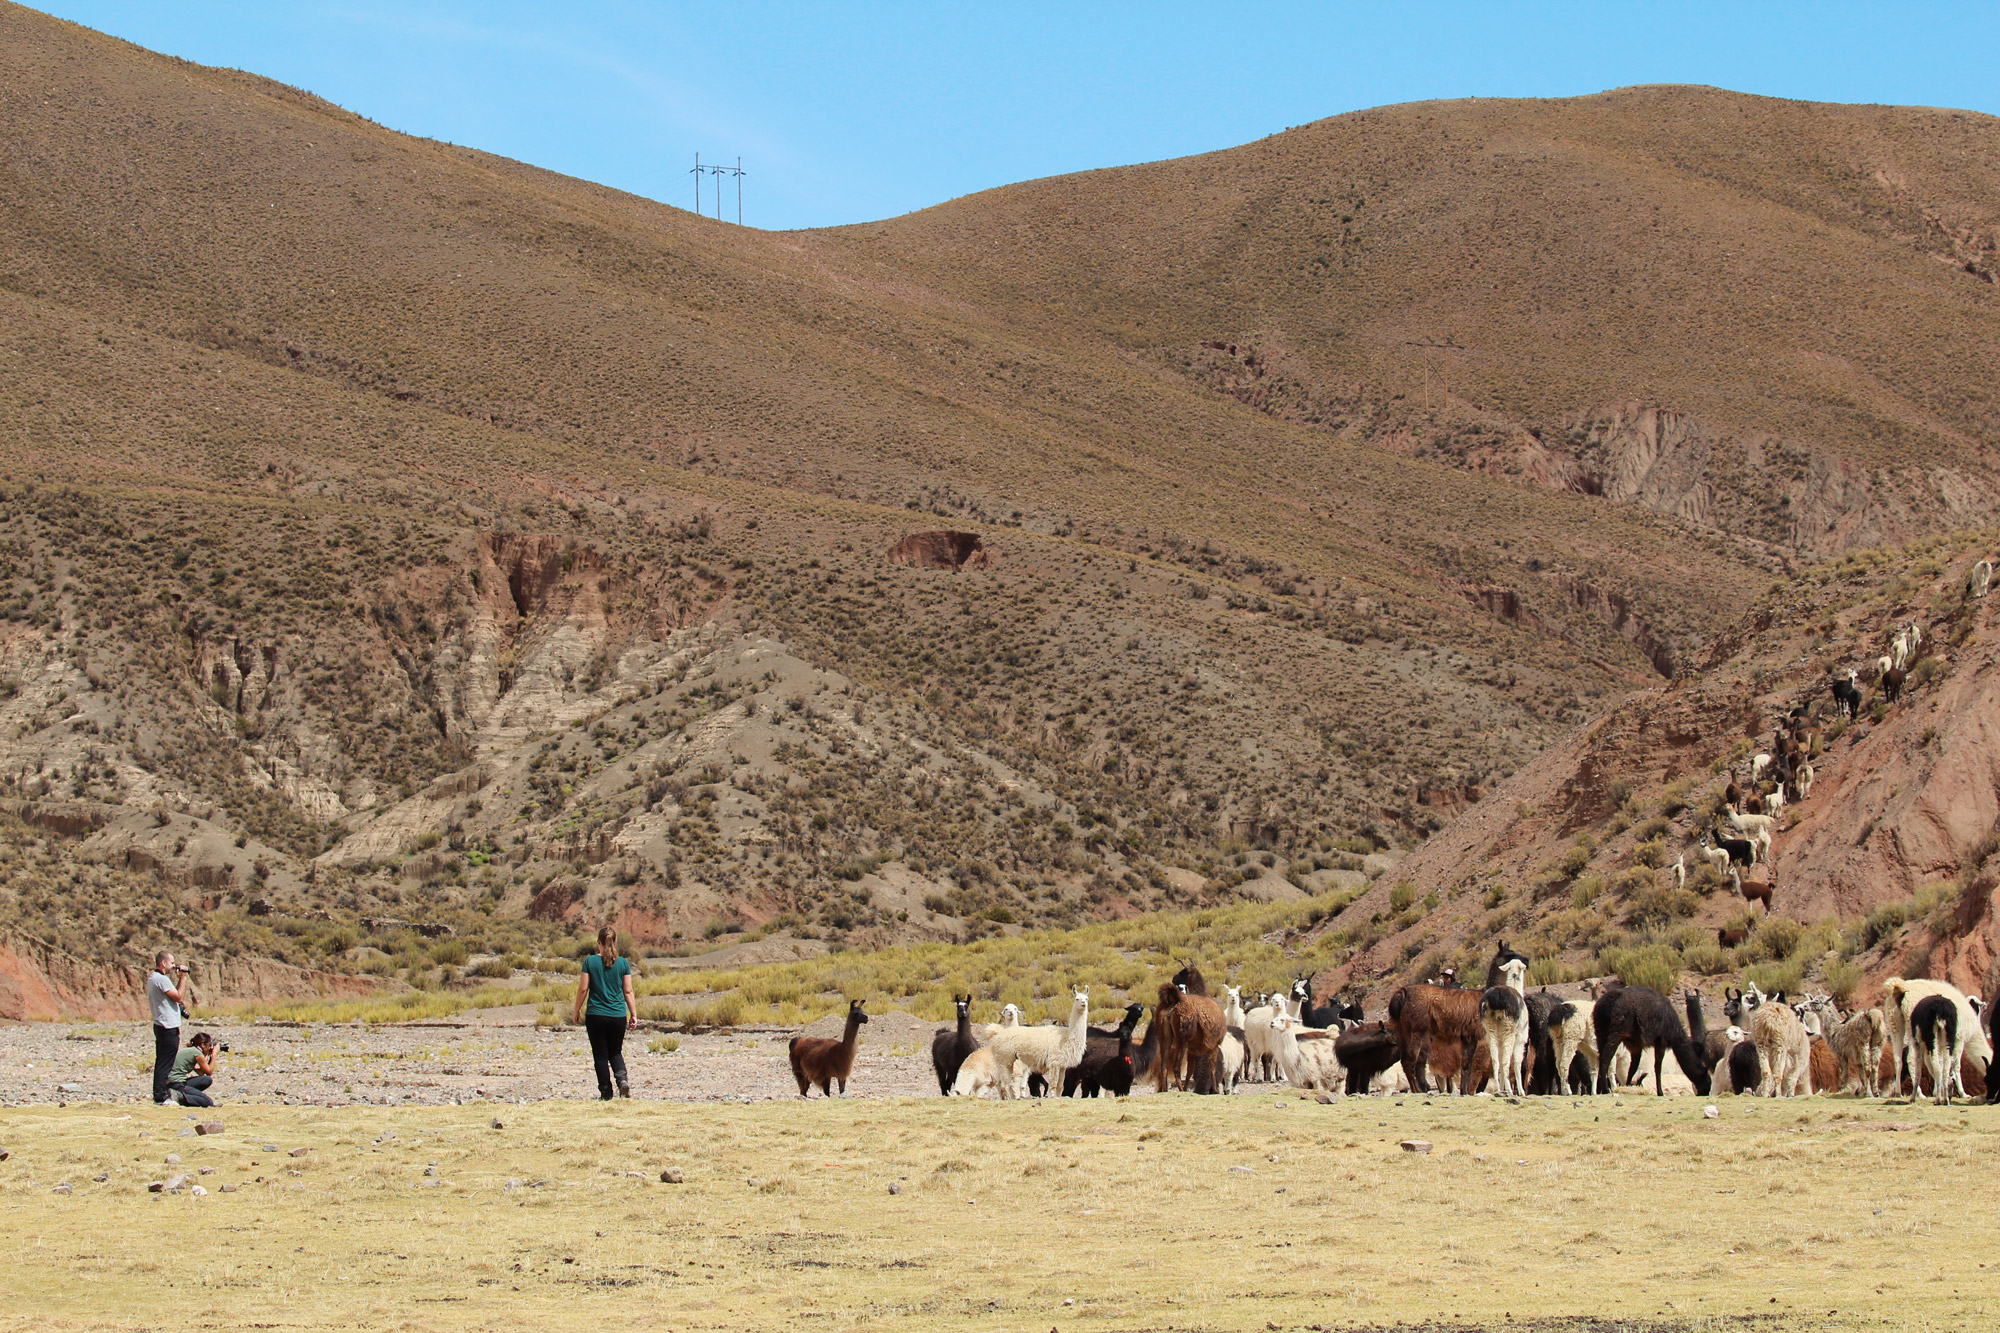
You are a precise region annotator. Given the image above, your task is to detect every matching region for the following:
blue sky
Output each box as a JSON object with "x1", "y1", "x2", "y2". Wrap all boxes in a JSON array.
[{"x1": 35, "y1": 2, "x2": 1999, "y2": 231}]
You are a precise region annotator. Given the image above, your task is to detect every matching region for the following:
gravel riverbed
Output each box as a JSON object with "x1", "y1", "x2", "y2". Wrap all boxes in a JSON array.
[{"x1": 0, "y1": 1007, "x2": 978, "y2": 1107}]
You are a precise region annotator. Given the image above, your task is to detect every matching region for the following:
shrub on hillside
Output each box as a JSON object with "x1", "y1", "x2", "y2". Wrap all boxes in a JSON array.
[{"x1": 1598, "y1": 942, "x2": 1680, "y2": 995}]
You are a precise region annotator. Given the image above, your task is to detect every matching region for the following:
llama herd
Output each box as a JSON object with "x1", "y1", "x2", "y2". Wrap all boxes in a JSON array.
[
  {"x1": 786, "y1": 944, "x2": 1996, "y2": 1111},
  {"x1": 786, "y1": 560, "x2": 1998, "y2": 1109}
]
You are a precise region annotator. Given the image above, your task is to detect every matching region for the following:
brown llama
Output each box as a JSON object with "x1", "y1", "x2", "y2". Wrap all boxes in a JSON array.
[
  {"x1": 788, "y1": 998, "x2": 868, "y2": 1097},
  {"x1": 1731, "y1": 867, "x2": 1773, "y2": 913},
  {"x1": 1808, "y1": 1036, "x2": 1839, "y2": 1093},
  {"x1": 1387, "y1": 983, "x2": 1485, "y2": 1094},
  {"x1": 1155, "y1": 964, "x2": 1226, "y2": 1094}
]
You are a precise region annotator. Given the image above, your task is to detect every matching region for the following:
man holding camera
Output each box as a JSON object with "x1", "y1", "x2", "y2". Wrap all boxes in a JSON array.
[{"x1": 146, "y1": 951, "x2": 194, "y2": 1105}]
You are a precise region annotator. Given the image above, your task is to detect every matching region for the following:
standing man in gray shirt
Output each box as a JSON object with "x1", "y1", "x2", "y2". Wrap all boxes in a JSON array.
[{"x1": 146, "y1": 952, "x2": 194, "y2": 1105}]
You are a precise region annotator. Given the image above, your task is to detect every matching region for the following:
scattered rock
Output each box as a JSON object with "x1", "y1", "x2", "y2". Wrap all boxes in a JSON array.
[
  {"x1": 91, "y1": 1174, "x2": 107, "y2": 1182},
  {"x1": 423, "y1": 1167, "x2": 437, "y2": 1177},
  {"x1": 198, "y1": 1167, "x2": 215, "y2": 1176},
  {"x1": 189, "y1": 1185, "x2": 207, "y2": 1198},
  {"x1": 1228, "y1": 1165, "x2": 1257, "y2": 1174},
  {"x1": 1399, "y1": 1140, "x2": 1433, "y2": 1154},
  {"x1": 51, "y1": 1183, "x2": 71, "y2": 1194},
  {"x1": 1704, "y1": 1104, "x2": 1720, "y2": 1118},
  {"x1": 659, "y1": 1168, "x2": 683, "y2": 1184},
  {"x1": 287, "y1": 1147, "x2": 309, "y2": 1158},
  {"x1": 147, "y1": 1180, "x2": 165, "y2": 1193},
  {"x1": 887, "y1": 1181, "x2": 901, "y2": 1195},
  {"x1": 218, "y1": 1184, "x2": 238, "y2": 1193},
  {"x1": 1314, "y1": 1092, "x2": 1337, "y2": 1105},
  {"x1": 196, "y1": 1123, "x2": 224, "y2": 1136},
  {"x1": 56, "y1": 1082, "x2": 80, "y2": 1093},
  {"x1": 0, "y1": 1149, "x2": 8, "y2": 1160},
  {"x1": 744, "y1": 1177, "x2": 761, "y2": 1189},
  {"x1": 490, "y1": 1119, "x2": 504, "y2": 1130},
  {"x1": 164, "y1": 1154, "x2": 180, "y2": 1164}
]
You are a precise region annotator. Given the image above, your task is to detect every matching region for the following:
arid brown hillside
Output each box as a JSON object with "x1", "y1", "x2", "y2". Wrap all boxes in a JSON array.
[
  {"x1": 841, "y1": 86, "x2": 2000, "y2": 553},
  {"x1": 1302, "y1": 537, "x2": 2000, "y2": 1009},
  {"x1": 0, "y1": 4, "x2": 1996, "y2": 1013}
]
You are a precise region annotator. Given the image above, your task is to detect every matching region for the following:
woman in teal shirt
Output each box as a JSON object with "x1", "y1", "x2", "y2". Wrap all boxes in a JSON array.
[{"x1": 572, "y1": 925, "x2": 637, "y2": 1099}]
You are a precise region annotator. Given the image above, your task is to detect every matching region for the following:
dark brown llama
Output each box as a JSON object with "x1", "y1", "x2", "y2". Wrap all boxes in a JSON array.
[
  {"x1": 1386, "y1": 983, "x2": 1485, "y2": 1094},
  {"x1": 1592, "y1": 985, "x2": 1711, "y2": 1096},
  {"x1": 931, "y1": 994, "x2": 977, "y2": 1096},
  {"x1": 789, "y1": 998, "x2": 868, "y2": 1097}
]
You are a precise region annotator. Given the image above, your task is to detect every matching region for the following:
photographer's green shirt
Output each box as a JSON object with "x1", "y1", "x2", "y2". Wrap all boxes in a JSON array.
[
  {"x1": 583, "y1": 955, "x2": 631, "y2": 1018},
  {"x1": 168, "y1": 1047, "x2": 202, "y2": 1084}
]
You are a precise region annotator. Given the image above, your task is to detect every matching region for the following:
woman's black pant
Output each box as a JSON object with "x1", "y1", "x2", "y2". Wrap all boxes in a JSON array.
[
  {"x1": 172, "y1": 1075, "x2": 215, "y2": 1108},
  {"x1": 584, "y1": 1014, "x2": 629, "y2": 1099}
]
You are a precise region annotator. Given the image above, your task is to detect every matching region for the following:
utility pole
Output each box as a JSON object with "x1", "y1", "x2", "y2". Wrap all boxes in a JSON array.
[{"x1": 689, "y1": 154, "x2": 747, "y2": 225}]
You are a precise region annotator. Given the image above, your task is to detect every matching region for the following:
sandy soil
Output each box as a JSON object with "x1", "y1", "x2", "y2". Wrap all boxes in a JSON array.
[
  {"x1": 0, "y1": 1009, "x2": 1031, "y2": 1107},
  {"x1": 2, "y1": 1004, "x2": 1716, "y2": 1106}
]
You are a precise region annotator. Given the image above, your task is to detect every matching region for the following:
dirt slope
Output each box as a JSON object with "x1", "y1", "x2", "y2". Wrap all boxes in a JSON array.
[{"x1": 1304, "y1": 538, "x2": 2000, "y2": 1006}]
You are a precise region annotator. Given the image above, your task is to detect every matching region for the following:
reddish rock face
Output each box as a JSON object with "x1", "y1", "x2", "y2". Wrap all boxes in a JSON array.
[
  {"x1": 527, "y1": 878, "x2": 586, "y2": 923},
  {"x1": 887, "y1": 531, "x2": 987, "y2": 570}
]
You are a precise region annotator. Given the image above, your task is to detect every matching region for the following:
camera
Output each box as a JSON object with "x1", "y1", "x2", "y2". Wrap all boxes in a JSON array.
[{"x1": 218, "y1": 1043, "x2": 231, "y2": 1054}]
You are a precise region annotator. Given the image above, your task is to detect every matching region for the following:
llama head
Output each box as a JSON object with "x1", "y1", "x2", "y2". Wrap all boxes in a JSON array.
[
  {"x1": 848, "y1": 999, "x2": 869, "y2": 1024},
  {"x1": 1724, "y1": 1024, "x2": 1748, "y2": 1044},
  {"x1": 954, "y1": 995, "x2": 971, "y2": 1019},
  {"x1": 1000, "y1": 1003, "x2": 1022, "y2": 1026},
  {"x1": 1225, "y1": 984, "x2": 1242, "y2": 1007},
  {"x1": 1499, "y1": 957, "x2": 1527, "y2": 992}
]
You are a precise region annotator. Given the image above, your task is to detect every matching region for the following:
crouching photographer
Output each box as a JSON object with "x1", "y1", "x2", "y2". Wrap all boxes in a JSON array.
[{"x1": 167, "y1": 1032, "x2": 227, "y2": 1107}]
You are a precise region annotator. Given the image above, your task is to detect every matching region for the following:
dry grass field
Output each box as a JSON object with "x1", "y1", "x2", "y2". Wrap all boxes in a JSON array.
[{"x1": 4, "y1": 1093, "x2": 1992, "y2": 1331}]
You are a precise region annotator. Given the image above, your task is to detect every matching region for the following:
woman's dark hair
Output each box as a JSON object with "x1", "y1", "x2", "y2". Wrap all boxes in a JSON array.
[
  {"x1": 190, "y1": 1032, "x2": 214, "y2": 1049},
  {"x1": 597, "y1": 925, "x2": 618, "y2": 959}
]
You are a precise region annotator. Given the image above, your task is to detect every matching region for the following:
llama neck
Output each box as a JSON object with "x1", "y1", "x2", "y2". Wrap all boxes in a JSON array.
[
  {"x1": 1684, "y1": 992, "x2": 1707, "y2": 1043},
  {"x1": 1132, "y1": 1014, "x2": 1159, "y2": 1077},
  {"x1": 1668, "y1": 1025, "x2": 1709, "y2": 1094}
]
